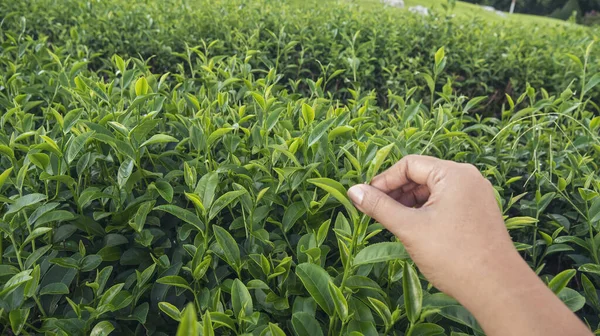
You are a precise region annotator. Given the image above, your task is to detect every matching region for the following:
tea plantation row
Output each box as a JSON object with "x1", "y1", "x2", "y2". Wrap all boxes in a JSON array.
[{"x1": 1, "y1": 0, "x2": 600, "y2": 335}]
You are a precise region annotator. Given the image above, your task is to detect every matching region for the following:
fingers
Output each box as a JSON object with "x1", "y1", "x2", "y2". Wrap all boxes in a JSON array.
[
  {"x1": 348, "y1": 184, "x2": 420, "y2": 238},
  {"x1": 371, "y1": 155, "x2": 446, "y2": 193}
]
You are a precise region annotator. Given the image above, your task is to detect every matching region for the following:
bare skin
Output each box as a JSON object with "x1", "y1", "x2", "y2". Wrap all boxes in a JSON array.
[{"x1": 347, "y1": 155, "x2": 592, "y2": 336}]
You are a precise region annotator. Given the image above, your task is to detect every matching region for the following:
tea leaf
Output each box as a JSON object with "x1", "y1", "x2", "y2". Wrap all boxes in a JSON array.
[
  {"x1": 140, "y1": 134, "x2": 178, "y2": 148},
  {"x1": 283, "y1": 201, "x2": 306, "y2": 232},
  {"x1": 214, "y1": 226, "x2": 241, "y2": 270},
  {"x1": 232, "y1": 279, "x2": 253, "y2": 318},
  {"x1": 308, "y1": 178, "x2": 358, "y2": 220},
  {"x1": 154, "y1": 204, "x2": 205, "y2": 231},
  {"x1": 354, "y1": 242, "x2": 409, "y2": 266},
  {"x1": 403, "y1": 262, "x2": 423, "y2": 324},
  {"x1": 176, "y1": 303, "x2": 198, "y2": 336},
  {"x1": 296, "y1": 263, "x2": 335, "y2": 316},
  {"x1": 292, "y1": 312, "x2": 324, "y2": 336},
  {"x1": 90, "y1": 321, "x2": 115, "y2": 336}
]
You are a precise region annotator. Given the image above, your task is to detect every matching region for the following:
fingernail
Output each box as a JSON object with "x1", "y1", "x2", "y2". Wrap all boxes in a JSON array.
[{"x1": 348, "y1": 185, "x2": 365, "y2": 205}]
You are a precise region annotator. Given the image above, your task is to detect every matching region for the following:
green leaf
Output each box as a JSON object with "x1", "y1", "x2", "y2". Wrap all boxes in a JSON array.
[
  {"x1": 558, "y1": 287, "x2": 586, "y2": 312},
  {"x1": 203, "y1": 310, "x2": 215, "y2": 336},
  {"x1": 367, "y1": 143, "x2": 395, "y2": 181},
  {"x1": 135, "y1": 77, "x2": 149, "y2": 96},
  {"x1": 438, "y1": 306, "x2": 482, "y2": 333},
  {"x1": 0, "y1": 270, "x2": 32, "y2": 297},
  {"x1": 403, "y1": 262, "x2": 423, "y2": 324},
  {"x1": 308, "y1": 118, "x2": 336, "y2": 147},
  {"x1": 34, "y1": 210, "x2": 75, "y2": 228},
  {"x1": 154, "y1": 181, "x2": 174, "y2": 202},
  {"x1": 157, "y1": 275, "x2": 192, "y2": 291},
  {"x1": 23, "y1": 227, "x2": 52, "y2": 246},
  {"x1": 0, "y1": 167, "x2": 13, "y2": 190},
  {"x1": 136, "y1": 263, "x2": 156, "y2": 288},
  {"x1": 261, "y1": 323, "x2": 286, "y2": 336},
  {"x1": 130, "y1": 201, "x2": 154, "y2": 233},
  {"x1": 589, "y1": 197, "x2": 600, "y2": 223},
  {"x1": 28, "y1": 153, "x2": 50, "y2": 170},
  {"x1": 9, "y1": 309, "x2": 30, "y2": 335},
  {"x1": 548, "y1": 269, "x2": 576, "y2": 294},
  {"x1": 328, "y1": 281, "x2": 348, "y2": 321},
  {"x1": 407, "y1": 323, "x2": 445, "y2": 336},
  {"x1": 63, "y1": 109, "x2": 83, "y2": 132},
  {"x1": 434, "y1": 46, "x2": 445, "y2": 65},
  {"x1": 296, "y1": 263, "x2": 335, "y2": 315},
  {"x1": 328, "y1": 125, "x2": 354, "y2": 141},
  {"x1": 232, "y1": 279, "x2": 253, "y2": 318},
  {"x1": 154, "y1": 204, "x2": 205, "y2": 231},
  {"x1": 176, "y1": 303, "x2": 198, "y2": 336},
  {"x1": 307, "y1": 178, "x2": 358, "y2": 220},
  {"x1": 40, "y1": 283, "x2": 70, "y2": 295},
  {"x1": 581, "y1": 274, "x2": 599, "y2": 309},
  {"x1": 213, "y1": 226, "x2": 241, "y2": 270},
  {"x1": 118, "y1": 159, "x2": 134, "y2": 188},
  {"x1": 353, "y1": 242, "x2": 409, "y2": 266},
  {"x1": 209, "y1": 189, "x2": 247, "y2": 220},
  {"x1": 368, "y1": 297, "x2": 392, "y2": 329},
  {"x1": 583, "y1": 73, "x2": 600, "y2": 96},
  {"x1": 6, "y1": 193, "x2": 47, "y2": 215},
  {"x1": 140, "y1": 134, "x2": 178, "y2": 148},
  {"x1": 207, "y1": 127, "x2": 234, "y2": 146},
  {"x1": 159, "y1": 302, "x2": 181, "y2": 322},
  {"x1": 195, "y1": 172, "x2": 219, "y2": 210},
  {"x1": 302, "y1": 103, "x2": 315, "y2": 125},
  {"x1": 505, "y1": 216, "x2": 538, "y2": 229},
  {"x1": 66, "y1": 131, "x2": 94, "y2": 164},
  {"x1": 90, "y1": 321, "x2": 115, "y2": 336},
  {"x1": 292, "y1": 312, "x2": 324, "y2": 336},
  {"x1": 283, "y1": 201, "x2": 306, "y2": 232}
]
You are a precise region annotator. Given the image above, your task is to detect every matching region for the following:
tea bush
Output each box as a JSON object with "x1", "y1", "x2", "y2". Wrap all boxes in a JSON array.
[{"x1": 1, "y1": 0, "x2": 600, "y2": 335}]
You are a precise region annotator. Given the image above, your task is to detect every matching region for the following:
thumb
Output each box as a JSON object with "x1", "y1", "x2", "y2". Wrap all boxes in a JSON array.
[{"x1": 347, "y1": 184, "x2": 420, "y2": 238}]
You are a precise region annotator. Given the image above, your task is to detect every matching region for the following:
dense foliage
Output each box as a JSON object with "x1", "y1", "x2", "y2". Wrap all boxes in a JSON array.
[
  {"x1": 1, "y1": 0, "x2": 600, "y2": 335},
  {"x1": 464, "y1": 0, "x2": 600, "y2": 19}
]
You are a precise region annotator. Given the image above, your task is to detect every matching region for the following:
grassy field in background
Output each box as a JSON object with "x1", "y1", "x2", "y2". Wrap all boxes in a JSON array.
[{"x1": 357, "y1": 0, "x2": 573, "y2": 26}]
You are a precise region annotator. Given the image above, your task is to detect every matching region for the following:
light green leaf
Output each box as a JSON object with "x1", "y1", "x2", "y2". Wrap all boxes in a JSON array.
[
  {"x1": 90, "y1": 321, "x2": 115, "y2": 336},
  {"x1": 403, "y1": 262, "x2": 423, "y2": 324},
  {"x1": 353, "y1": 242, "x2": 409, "y2": 266},
  {"x1": 176, "y1": 303, "x2": 198, "y2": 336},
  {"x1": 135, "y1": 77, "x2": 149, "y2": 96},
  {"x1": 140, "y1": 134, "x2": 178, "y2": 148},
  {"x1": 367, "y1": 143, "x2": 395, "y2": 181},
  {"x1": 0, "y1": 167, "x2": 13, "y2": 190},
  {"x1": 307, "y1": 178, "x2": 358, "y2": 220},
  {"x1": 207, "y1": 127, "x2": 234, "y2": 147},
  {"x1": 548, "y1": 269, "x2": 576, "y2": 294},
  {"x1": 159, "y1": 302, "x2": 181, "y2": 322}
]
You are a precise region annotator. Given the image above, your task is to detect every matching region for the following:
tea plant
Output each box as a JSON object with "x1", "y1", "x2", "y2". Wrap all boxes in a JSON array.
[{"x1": 1, "y1": 0, "x2": 600, "y2": 335}]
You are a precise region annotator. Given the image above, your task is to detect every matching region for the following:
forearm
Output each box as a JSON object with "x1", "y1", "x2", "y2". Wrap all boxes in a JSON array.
[{"x1": 456, "y1": 250, "x2": 591, "y2": 336}]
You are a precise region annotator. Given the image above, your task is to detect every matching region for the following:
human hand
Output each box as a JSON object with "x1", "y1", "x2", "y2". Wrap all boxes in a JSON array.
[
  {"x1": 347, "y1": 155, "x2": 592, "y2": 336},
  {"x1": 347, "y1": 155, "x2": 517, "y2": 301}
]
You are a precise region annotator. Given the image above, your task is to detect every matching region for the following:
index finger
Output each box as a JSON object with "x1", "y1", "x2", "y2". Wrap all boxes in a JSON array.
[{"x1": 370, "y1": 154, "x2": 446, "y2": 193}]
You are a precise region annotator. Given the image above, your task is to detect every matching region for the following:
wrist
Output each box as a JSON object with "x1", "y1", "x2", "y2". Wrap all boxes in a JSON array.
[{"x1": 453, "y1": 247, "x2": 540, "y2": 310}]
